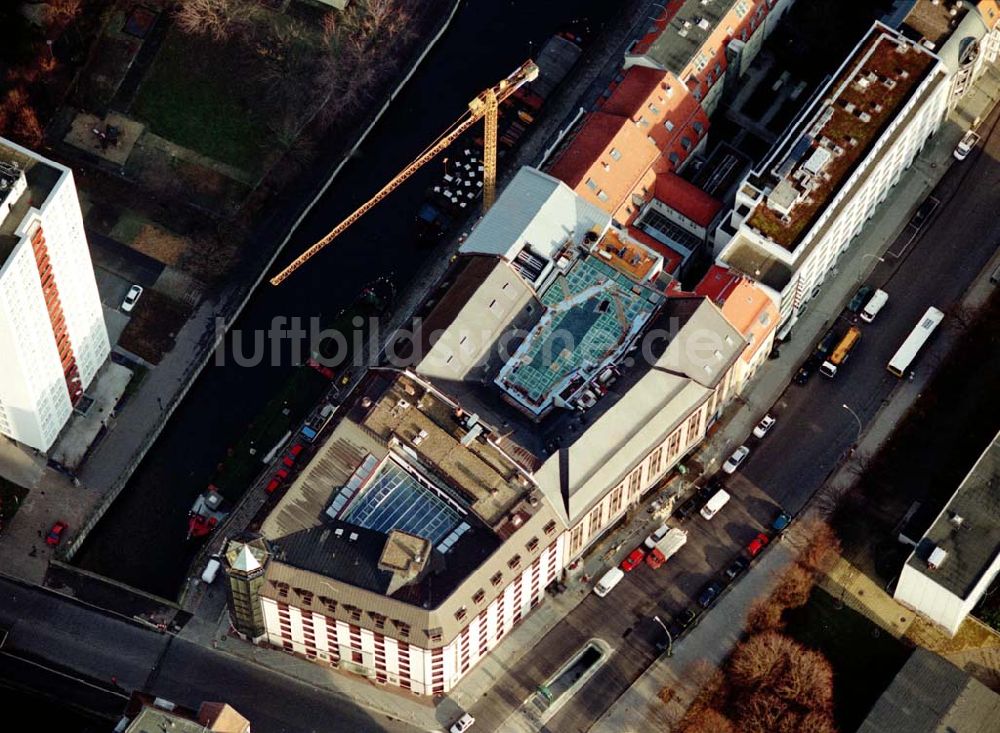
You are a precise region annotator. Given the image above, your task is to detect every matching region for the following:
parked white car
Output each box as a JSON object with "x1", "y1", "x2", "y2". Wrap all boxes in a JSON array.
[
  {"x1": 752, "y1": 414, "x2": 776, "y2": 439},
  {"x1": 450, "y1": 713, "x2": 475, "y2": 733},
  {"x1": 642, "y1": 523, "x2": 670, "y2": 550},
  {"x1": 953, "y1": 130, "x2": 980, "y2": 161},
  {"x1": 121, "y1": 284, "x2": 143, "y2": 313},
  {"x1": 722, "y1": 445, "x2": 750, "y2": 474}
]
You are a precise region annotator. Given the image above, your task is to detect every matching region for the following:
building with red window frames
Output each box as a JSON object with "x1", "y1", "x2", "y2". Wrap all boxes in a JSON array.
[{"x1": 0, "y1": 138, "x2": 110, "y2": 451}]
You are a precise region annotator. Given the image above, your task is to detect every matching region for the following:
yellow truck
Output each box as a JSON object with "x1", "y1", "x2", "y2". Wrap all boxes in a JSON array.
[{"x1": 820, "y1": 326, "x2": 861, "y2": 377}]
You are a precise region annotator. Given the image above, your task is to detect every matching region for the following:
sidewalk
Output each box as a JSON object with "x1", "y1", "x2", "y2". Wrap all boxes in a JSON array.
[{"x1": 588, "y1": 68, "x2": 1000, "y2": 733}]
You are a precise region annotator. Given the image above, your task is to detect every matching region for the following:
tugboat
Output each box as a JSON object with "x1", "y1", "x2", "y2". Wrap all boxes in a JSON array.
[{"x1": 187, "y1": 485, "x2": 229, "y2": 539}]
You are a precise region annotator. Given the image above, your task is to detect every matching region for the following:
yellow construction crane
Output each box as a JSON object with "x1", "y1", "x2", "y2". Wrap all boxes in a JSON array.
[{"x1": 270, "y1": 60, "x2": 540, "y2": 286}]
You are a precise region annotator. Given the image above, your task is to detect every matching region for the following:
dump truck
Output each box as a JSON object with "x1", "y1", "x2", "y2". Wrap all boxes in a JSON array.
[{"x1": 645, "y1": 527, "x2": 688, "y2": 569}]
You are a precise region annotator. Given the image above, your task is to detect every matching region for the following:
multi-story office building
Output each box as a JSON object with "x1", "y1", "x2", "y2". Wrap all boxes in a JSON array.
[
  {"x1": 0, "y1": 138, "x2": 110, "y2": 451},
  {"x1": 227, "y1": 168, "x2": 754, "y2": 696},
  {"x1": 625, "y1": 0, "x2": 795, "y2": 116},
  {"x1": 546, "y1": 0, "x2": 794, "y2": 255},
  {"x1": 715, "y1": 23, "x2": 948, "y2": 333}
]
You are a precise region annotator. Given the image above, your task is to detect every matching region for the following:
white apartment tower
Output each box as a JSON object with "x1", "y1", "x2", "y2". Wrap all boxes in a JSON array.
[{"x1": 0, "y1": 138, "x2": 110, "y2": 451}]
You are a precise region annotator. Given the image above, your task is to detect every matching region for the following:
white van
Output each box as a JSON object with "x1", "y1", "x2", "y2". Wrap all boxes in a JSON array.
[
  {"x1": 593, "y1": 567, "x2": 625, "y2": 597},
  {"x1": 201, "y1": 558, "x2": 222, "y2": 584},
  {"x1": 700, "y1": 489, "x2": 731, "y2": 521},
  {"x1": 860, "y1": 289, "x2": 889, "y2": 323}
]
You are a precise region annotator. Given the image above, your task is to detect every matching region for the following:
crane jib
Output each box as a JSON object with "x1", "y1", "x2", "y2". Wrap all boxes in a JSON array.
[{"x1": 270, "y1": 60, "x2": 539, "y2": 287}]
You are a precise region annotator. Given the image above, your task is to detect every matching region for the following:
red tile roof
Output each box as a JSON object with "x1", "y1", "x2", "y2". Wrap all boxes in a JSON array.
[
  {"x1": 601, "y1": 67, "x2": 669, "y2": 118},
  {"x1": 547, "y1": 111, "x2": 658, "y2": 211},
  {"x1": 694, "y1": 264, "x2": 741, "y2": 304},
  {"x1": 653, "y1": 171, "x2": 722, "y2": 228}
]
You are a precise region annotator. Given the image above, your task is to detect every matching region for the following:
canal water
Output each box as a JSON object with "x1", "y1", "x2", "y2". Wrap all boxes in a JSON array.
[{"x1": 75, "y1": 0, "x2": 619, "y2": 597}]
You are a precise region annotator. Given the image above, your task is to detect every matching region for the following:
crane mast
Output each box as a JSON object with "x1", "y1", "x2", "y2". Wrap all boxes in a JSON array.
[{"x1": 270, "y1": 60, "x2": 539, "y2": 286}]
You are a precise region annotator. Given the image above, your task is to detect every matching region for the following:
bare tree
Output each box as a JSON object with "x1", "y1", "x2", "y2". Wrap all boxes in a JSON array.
[
  {"x1": 362, "y1": 0, "x2": 397, "y2": 38},
  {"x1": 797, "y1": 520, "x2": 842, "y2": 574},
  {"x1": 772, "y1": 564, "x2": 815, "y2": 610},
  {"x1": 2, "y1": 87, "x2": 43, "y2": 147},
  {"x1": 736, "y1": 690, "x2": 790, "y2": 733},
  {"x1": 678, "y1": 708, "x2": 736, "y2": 733},
  {"x1": 174, "y1": 0, "x2": 254, "y2": 42},
  {"x1": 746, "y1": 597, "x2": 786, "y2": 634},
  {"x1": 18, "y1": 106, "x2": 45, "y2": 146},
  {"x1": 727, "y1": 632, "x2": 797, "y2": 691},
  {"x1": 45, "y1": 0, "x2": 82, "y2": 29},
  {"x1": 772, "y1": 648, "x2": 835, "y2": 712},
  {"x1": 321, "y1": 12, "x2": 338, "y2": 44},
  {"x1": 798, "y1": 710, "x2": 839, "y2": 733}
]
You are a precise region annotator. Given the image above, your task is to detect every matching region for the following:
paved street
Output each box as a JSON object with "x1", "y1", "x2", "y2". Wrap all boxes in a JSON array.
[
  {"x1": 743, "y1": 86, "x2": 1000, "y2": 514},
  {"x1": 0, "y1": 575, "x2": 418, "y2": 733}
]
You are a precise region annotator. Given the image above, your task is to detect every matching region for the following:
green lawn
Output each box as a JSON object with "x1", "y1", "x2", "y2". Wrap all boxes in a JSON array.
[
  {"x1": 132, "y1": 30, "x2": 272, "y2": 172},
  {"x1": 784, "y1": 588, "x2": 912, "y2": 731},
  {"x1": 0, "y1": 476, "x2": 29, "y2": 523}
]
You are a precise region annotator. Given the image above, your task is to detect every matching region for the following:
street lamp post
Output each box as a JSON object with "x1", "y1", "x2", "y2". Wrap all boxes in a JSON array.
[
  {"x1": 652, "y1": 615, "x2": 673, "y2": 657},
  {"x1": 857, "y1": 253, "x2": 885, "y2": 285},
  {"x1": 842, "y1": 403, "x2": 862, "y2": 444}
]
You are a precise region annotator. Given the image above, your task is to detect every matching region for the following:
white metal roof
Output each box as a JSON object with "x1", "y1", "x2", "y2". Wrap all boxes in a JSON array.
[{"x1": 459, "y1": 167, "x2": 611, "y2": 265}]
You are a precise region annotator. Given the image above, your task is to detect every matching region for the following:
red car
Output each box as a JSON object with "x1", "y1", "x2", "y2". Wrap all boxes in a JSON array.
[
  {"x1": 619, "y1": 547, "x2": 646, "y2": 572},
  {"x1": 46, "y1": 521, "x2": 68, "y2": 546},
  {"x1": 266, "y1": 468, "x2": 290, "y2": 493},
  {"x1": 282, "y1": 444, "x2": 304, "y2": 468},
  {"x1": 747, "y1": 532, "x2": 770, "y2": 557}
]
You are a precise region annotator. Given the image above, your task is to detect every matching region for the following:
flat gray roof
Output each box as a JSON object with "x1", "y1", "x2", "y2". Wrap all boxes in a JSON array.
[
  {"x1": 857, "y1": 648, "x2": 1000, "y2": 733},
  {"x1": 0, "y1": 140, "x2": 63, "y2": 262},
  {"x1": 906, "y1": 430, "x2": 1000, "y2": 599},
  {"x1": 636, "y1": 0, "x2": 738, "y2": 75}
]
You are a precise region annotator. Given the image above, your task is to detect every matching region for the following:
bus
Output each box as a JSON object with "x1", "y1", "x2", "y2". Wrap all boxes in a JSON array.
[
  {"x1": 887, "y1": 307, "x2": 944, "y2": 377},
  {"x1": 820, "y1": 327, "x2": 861, "y2": 378}
]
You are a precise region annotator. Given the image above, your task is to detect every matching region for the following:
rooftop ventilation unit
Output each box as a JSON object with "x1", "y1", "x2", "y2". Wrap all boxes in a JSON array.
[
  {"x1": 928, "y1": 546, "x2": 948, "y2": 570},
  {"x1": 950, "y1": 513, "x2": 964, "y2": 528}
]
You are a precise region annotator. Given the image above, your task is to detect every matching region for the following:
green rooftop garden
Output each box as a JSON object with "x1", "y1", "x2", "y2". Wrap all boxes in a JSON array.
[{"x1": 747, "y1": 31, "x2": 935, "y2": 251}]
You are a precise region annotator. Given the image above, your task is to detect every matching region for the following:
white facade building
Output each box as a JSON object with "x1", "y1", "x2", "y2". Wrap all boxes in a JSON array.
[
  {"x1": 894, "y1": 431, "x2": 1000, "y2": 637},
  {"x1": 0, "y1": 138, "x2": 110, "y2": 451},
  {"x1": 900, "y1": 0, "x2": 1000, "y2": 109},
  {"x1": 260, "y1": 533, "x2": 564, "y2": 695},
  {"x1": 714, "y1": 23, "x2": 949, "y2": 333}
]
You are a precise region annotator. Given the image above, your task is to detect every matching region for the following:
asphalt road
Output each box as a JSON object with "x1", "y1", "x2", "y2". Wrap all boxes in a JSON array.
[
  {"x1": 742, "y1": 104, "x2": 1000, "y2": 512},
  {"x1": 0, "y1": 577, "x2": 415, "y2": 733},
  {"x1": 467, "y1": 84, "x2": 1000, "y2": 733}
]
